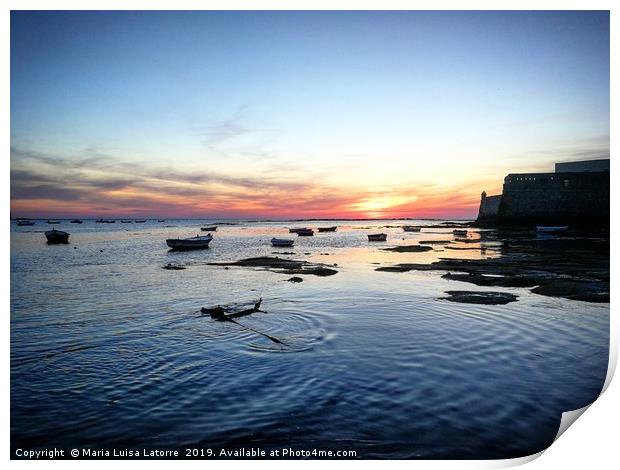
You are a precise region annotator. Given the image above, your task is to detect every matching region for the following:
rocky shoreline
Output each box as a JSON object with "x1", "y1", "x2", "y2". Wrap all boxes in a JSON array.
[{"x1": 377, "y1": 228, "x2": 609, "y2": 303}]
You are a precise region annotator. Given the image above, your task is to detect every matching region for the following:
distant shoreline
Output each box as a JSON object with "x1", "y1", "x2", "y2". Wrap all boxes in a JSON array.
[{"x1": 11, "y1": 217, "x2": 475, "y2": 223}]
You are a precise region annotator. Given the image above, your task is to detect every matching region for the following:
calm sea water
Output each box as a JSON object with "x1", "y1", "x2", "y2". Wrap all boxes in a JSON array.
[{"x1": 10, "y1": 219, "x2": 609, "y2": 459}]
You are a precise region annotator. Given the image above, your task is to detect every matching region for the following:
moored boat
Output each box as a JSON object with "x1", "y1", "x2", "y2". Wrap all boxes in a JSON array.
[
  {"x1": 96, "y1": 218, "x2": 115, "y2": 223},
  {"x1": 453, "y1": 229, "x2": 468, "y2": 236},
  {"x1": 368, "y1": 233, "x2": 387, "y2": 242},
  {"x1": 70, "y1": 219, "x2": 83, "y2": 224},
  {"x1": 201, "y1": 226, "x2": 218, "y2": 231},
  {"x1": 402, "y1": 226, "x2": 421, "y2": 232},
  {"x1": 536, "y1": 225, "x2": 568, "y2": 233},
  {"x1": 16, "y1": 220, "x2": 35, "y2": 226},
  {"x1": 121, "y1": 220, "x2": 132, "y2": 223},
  {"x1": 288, "y1": 228, "x2": 306, "y2": 233},
  {"x1": 317, "y1": 226, "x2": 337, "y2": 232},
  {"x1": 271, "y1": 238, "x2": 295, "y2": 247},
  {"x1": 158, "y1": 220, "x2": 165, "y2": 222},
  {"x1": 296, "y1": 228, "x2": 314, "y2": 236},
  {"x1": 134, "y1": 219, "x2": 147, "y2": 223},
  {"x1": 166, "y1": 234, "x2": 213, "y2": 250},
  {"x1": 45, "y1": 228, "x2": 70, "y2": 244},
  {"x1": 46, "y1": 220, "x2": 60, "y2": 224}
]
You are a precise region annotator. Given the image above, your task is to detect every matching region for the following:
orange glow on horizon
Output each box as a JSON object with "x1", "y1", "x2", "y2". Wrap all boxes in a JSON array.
[
  {"x1": 10, "y1": 185, "x2": 491, "y2": 220},
  {"x1": 10, "y1": 147, "x2": 502, "y2": 219}
]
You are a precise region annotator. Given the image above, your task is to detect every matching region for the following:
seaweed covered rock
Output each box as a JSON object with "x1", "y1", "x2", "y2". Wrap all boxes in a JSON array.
[
  {"x1": 381, "y1": 245, "x2": 433, "y2": 253},
  {"x1": 208, "y1": 256, "x2": 337, "y2": 277},
  {"x1": 441, "y1": 291, "x2": 518, "y2": 305}
]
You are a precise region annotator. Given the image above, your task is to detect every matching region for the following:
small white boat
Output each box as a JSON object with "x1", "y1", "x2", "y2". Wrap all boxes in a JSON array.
[
  {"x1": 537, "y1": 226, "x2": 568, "y2": 233},
  {"x1": 402, "y1": 226, "x2": 421, "y2": 232},
  {"x1": 45, "y1": 228, "x2": 70, "y2": 244},
  {"x1": 368, "y1": 233, "x2": 387, "y2": 242},
  {"x1": 453, "y1": 229, "x2": 468, "y2": 236},
  {"x1": 201, "y1": 226, "x2": 218, "y2": 231},
  {"x1": 166, "y1": 234, "x2": 213, "y2": 250},
  {"x1": 17, "y1": 220, "x2": 35, "y2": 226},
  {"x1": 271, "y1": 238, "x2": 295, "y2": 247},
  {"x1": 296, "y1": 228, "x2": 314, "y2": 236}
]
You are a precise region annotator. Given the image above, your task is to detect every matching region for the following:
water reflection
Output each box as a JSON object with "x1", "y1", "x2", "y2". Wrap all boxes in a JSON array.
[{"x1": 10, "y1": 219, "x2": 608, "y2": 458}]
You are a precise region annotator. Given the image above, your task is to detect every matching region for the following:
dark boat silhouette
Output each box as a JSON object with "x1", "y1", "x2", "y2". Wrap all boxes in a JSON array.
[
  {"x1": 271, "y1": 238, "x2": 295, "y2": 247},
  {"x1": 166, "y1": 234, "x2": 213, "y2": 250},
  {"x1": 368, "y1": 233, "x2": 387, "y2": 242},
  {"x1": 45, "y1": 228, "x2": 70, "y2": 244}
]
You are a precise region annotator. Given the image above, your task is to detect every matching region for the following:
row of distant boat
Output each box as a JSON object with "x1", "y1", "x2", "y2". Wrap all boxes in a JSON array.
[
  {"x1": 286, "y1": 225, "x2": 424, "y2": 236},
  {"x1": 164, "y1": 225, "x2": 569, "y2": 251},
  {"x1": 165, "y1": 226, "x2": 466, "y2": 250},
  {"x1": 38, "y1": 222, "x2": 568, "y2": 247},
  {"x1": 16, "y1": 218, "x2": 165, "y2": 226},
  {"x1": 41, "y1": 223, "x2": 463, "y2": 247}
]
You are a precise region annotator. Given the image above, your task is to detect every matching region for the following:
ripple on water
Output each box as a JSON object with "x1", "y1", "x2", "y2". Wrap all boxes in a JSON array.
[
  {"x1": 10, "y1": 220, "x2": 609, "y2": 457},
  {"x1": 197, "y1": 298, "x2": 334, "y2": 354}
]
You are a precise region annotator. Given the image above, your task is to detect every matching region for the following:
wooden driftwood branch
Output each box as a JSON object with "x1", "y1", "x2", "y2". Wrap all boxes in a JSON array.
[{"x1": 201, "y1": 298, "x2": 263, "y2": 321}]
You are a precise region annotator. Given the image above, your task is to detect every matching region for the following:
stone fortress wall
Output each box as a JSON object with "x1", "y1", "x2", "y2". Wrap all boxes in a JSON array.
[{"x1": 476, "y1": 159, "x2": 610, "y2": 226}]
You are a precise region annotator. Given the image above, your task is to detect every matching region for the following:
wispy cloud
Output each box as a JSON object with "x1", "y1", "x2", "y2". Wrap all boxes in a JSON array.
[
  {"x1": 10, "y1": 145, "x2": 354, "y2": 217},
  {"x1": 10, "y1": 145, "x2": 489, "y2": 219},
  {"x1": 192, "y1": 105, "x2": 251, "y2": 146}
]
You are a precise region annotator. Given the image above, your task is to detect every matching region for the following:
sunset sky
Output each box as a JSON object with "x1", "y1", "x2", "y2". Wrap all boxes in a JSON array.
[{"x1": 10, "y1": 11, "x2": 610, "y2": 219}]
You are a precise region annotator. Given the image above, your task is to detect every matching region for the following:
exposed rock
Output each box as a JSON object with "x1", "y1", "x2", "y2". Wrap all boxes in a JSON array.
[
  {"x1": 283, "y1": 267, "x2": 338, "y2": 277},
  {"x1": 210, "y1": 256, "x2": 303, "y2": 269},
  {"x1": 208, "y1": 256, "x2": 338, "y2": 277},
  {"x1": 452, "y1": 237, "x2": 483, "y2": 244},
  {"x1": 376, "y1": 233, "x2": 609, "y2": 303},
  {"x1": 163, "y1": 263, "x2": 186, "y2": 270},
  {"x1": 375, "y1": 263, "x2": 438, "y2": 272},
  {"x1": 442, "y1": 272, "x2": 544, "y2": 288},
  {"x1": 381, "y1": 245, "x2": 433, "y2": 253},
  {"x1": 441, "y1": 291, "x2": 518, "y2": 305},
  {"x1": 531, "y1": 281, "x2": 609, "y2": 303},
  {"x1": 422, "y1": 223, "x2": 473, "y2": 229}
]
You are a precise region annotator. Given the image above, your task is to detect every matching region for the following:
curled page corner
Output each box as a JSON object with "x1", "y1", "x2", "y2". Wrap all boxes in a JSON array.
[
  {"x1": 549, "y1": 335, "x2": 619, "y2": 444},
  {"x1": 492, "y1": 405, "x2": 593, "y2": 469},
  {"x1": 491, "y1": 449, "x2": 546, "y2": 468},
  {"x1": 548, "y1": 348, "x2": 615, "y2": 448},
  {"x1": 554, "y1": 405, "x2": 591, "y2": 442}
]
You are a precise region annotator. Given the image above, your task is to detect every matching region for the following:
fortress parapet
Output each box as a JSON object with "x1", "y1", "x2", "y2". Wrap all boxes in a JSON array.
[{"x1": 476, "y1": 159, "x2": 609, "y2": 226}]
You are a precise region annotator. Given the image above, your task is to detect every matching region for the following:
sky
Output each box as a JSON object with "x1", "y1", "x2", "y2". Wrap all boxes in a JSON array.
[{"x1": 10, "y1": 10, "x2": 610, "y2": 219}]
